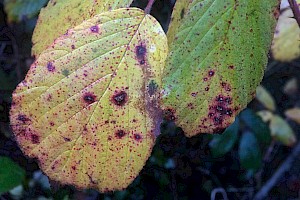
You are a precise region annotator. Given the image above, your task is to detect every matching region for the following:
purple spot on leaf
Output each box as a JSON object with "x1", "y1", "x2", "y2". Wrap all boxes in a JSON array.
[
  {"x1": 90, "y1": 25, "x2": 99, "y2": 33},
  {"x1": 47, "y1": 62, "x2": 55, "y2": 72}
]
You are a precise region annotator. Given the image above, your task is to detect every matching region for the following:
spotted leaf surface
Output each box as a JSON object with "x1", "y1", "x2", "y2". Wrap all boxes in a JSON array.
[
  {"x1": 32, "y1": 0, "x2": 134, "y2": 57},
  {"x1": 271, "y1": 1, "x2": 300, "y2": 62},
  {"x1": 163, "y1": 0, "x2": 280, "y2": 137},
  {"x1": 10, "y1": 8, "x2": 168, "y2": 192}
]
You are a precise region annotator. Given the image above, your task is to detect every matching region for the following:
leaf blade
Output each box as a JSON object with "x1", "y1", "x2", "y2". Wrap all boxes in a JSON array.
[
  {"x1": 32, "y1": 0, "x2": 134, "y2": 57},
  {"x1": 0, "y1": 156, "x2": 25, "y2": 194},
  {"x1": 162, "y1": 0, "x2": 280, "y2": 137},
  {"x1": 10, "y1": 8, "x2": 168, "y2": 192}
]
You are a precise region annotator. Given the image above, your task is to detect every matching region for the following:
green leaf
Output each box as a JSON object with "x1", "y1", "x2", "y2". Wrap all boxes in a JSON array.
[
  {"x1": 270, "y1": 115, "x2": 297, "y2": 147},
  {"x1": 209, "y1": 118, "x2": 239, "y2": 158},
  {"x1": 10, "y1": 8, "x2": 168, "y2": 192},
  {"x1": 162, "y1": 0, "x2": 280, "y2": 137},
  {"x1": 240, "y1": 109, "x2": 271, "y2": 144},
  {"x1": 32, "y1": 0, "x2": 134, "y2": 57},
  {"x1": 166, "y1": 0, "x2": 191, "y2": 46},
  {"x1": 4, "y1": 0, "x2": 48, "y2": 23},
  {"x1": 255, "y1": 86, "x2": 276, "y2": 111},
  {"x1": 0, "y1": 156, "x2": 25, "y2": 194},
  {"x1": 239, "y1": 131, "x2": 262, "y2": 171}
]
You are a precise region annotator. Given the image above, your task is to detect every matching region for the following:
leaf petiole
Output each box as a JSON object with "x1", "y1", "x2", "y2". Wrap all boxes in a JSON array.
[
  {"x1": 288, "y1": 0, "x2": 300, "y2": 27},
  {"x1": 145, "y1": 0, "x2": 155, "y2": 14}
]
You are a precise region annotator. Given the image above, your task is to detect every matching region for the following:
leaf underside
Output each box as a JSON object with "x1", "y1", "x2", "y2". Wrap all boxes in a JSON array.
[
  {"x1": 162, "y1": 0, "x2": 280, "y2": 137},
  {"x1": 10, "y1": 8, "x2": 168, "y2": 192},
  {"x1": 32, "y1": 0, "x2": 134, "y2": 57}
]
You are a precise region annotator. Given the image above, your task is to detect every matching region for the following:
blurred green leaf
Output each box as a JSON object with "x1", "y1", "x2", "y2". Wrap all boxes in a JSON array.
[
  {"x1": 0, "y1": 156, "x2": 26, "y2": 194},
  {"x1": 241, "y1": 109, "x2": 271, "y2": 144},
  {"x1": 209, "y1": 118, "x2": 239, "y2": 158},
  {"x1": 256, "y1": 85, "x2": 276, "y2": 111},
  {"x1": 239, "y1": 131, "x2": 262, "y2": 171},
  {"x1": 270, "y1": 115, "x2": 297, "y2": 147},
  {"x1": 4, "y1": 0, "x2": 48, "y2": 23}
]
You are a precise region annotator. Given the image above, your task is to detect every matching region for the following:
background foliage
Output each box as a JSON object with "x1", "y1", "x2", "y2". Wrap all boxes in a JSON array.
[{"x1": 1, "y1": 0, "x2": 300, "y2": 199}]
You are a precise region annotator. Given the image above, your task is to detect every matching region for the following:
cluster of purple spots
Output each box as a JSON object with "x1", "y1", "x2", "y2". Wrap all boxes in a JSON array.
[
  {"x1": 208, "y1": 95, "x2": 233, "y2": 126},
  {"x1": 20, "y1": 128, "x2": 39, "y2": 144},
  {"x1": 163, "y1": 108, "x2": 176, "y2": 121},
  {"x1": 83, "y1": 92, "x2": 97, "y2": 104},
  {"x1": 135, "y1": 44, "x2": 147, "y2": 65},
  {"x1": 115, "y1": 130, "x2": 142, "y2": 142},
  {"x1": 90, "y1": 25, "x2": 99, "y2": 33},
  {"x1": 17, "y1": 114, "x2": 30, "y2": 123},
  {"x1": 111, "y1": 91, "x2": 127, "y2": 106},
  {"x1": 47, "y1": 62, "x2": 55, "y2": 72},
  {"x1": 221, "y1": 82, "x2": 231, "y2": 91},
  {"x1": 203, "y1": 70, "x2": 215, "y2": 82}
]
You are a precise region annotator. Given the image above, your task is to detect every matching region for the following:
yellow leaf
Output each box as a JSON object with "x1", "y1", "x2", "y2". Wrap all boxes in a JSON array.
[
  {"x1": 256, "y1": 86, "x2": 276, "y2": 111},
  {"x1": 32, "y1": 0, "x2": 134, "y2": 57},
  {"x1": 271, "y1": 2, "x2": 300, "y2": 62},
  {"x1": 166, "y1": 0, "x2": 191, "y2": 46},
  {"x1": 270, "y1": 115, "x2": 296, "y2": 147},
  {"x1": 283, "y1": 78, "x2": 298, "y2": 95},
  {"x1": 256, "y1": 110, "x2": 274, "y2": 123},
  {"x1": 10, "y1": 8, "x2": 168, "y2": 192},
  {"x1": 285, "y1": 108, "x2": 300, "y2": 124}
]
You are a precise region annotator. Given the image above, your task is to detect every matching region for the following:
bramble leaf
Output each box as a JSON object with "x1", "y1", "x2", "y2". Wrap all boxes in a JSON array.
[
  {"x1": 256, "y1": 86, "x2": 276, "y2": 111},
  {"x1": 10, "y1": 8, "x2": 168, "y2": 192},
  {"x1": 32, "y1": 0, "x2": 134, "y2": 57},
  {"x1": 271, "y1": 1, "x2": 300, "y2": 62},
  {"x1": 285, "y1": 108, "x2": 300, "y2": 124},
  {"x1": 162, "y1": 0, "x2": 280, "y2": 137},
  {"x1": 0, "y1": 156, "x2": 25, "y2": 194},
  {"x1": 239, "y1": 131, "x2": 262, "y2": 171},
  {"x1": 209, "y1": 118, "x2": 239, "y2": 158},
  {"x1": 270, "y1": 115, "x2": 296, "y2": 147}
]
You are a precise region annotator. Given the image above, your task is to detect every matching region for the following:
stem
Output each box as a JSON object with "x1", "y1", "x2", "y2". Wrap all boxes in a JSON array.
[
  {"x1": 288, "y1": 0, "x2": 300, "y2": 27},
  {"x1": 253, "y1": 142, "x2": 300, "y2": 200},
  {"x1": 145, "y1": 0, "x2": 155, "y2": 14}
]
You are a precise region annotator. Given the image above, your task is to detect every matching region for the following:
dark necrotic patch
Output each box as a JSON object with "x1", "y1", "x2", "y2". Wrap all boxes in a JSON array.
[
  {"x1": 90, "y1": 25, "x2": 99, "y2": 33},
  {"x1": 163, "y1": 108, "x2": 176, "y2": 121},
  {"x1": 135, "y1": 44, "x2": 147, "y2": 65},
  {"x1": 148, "y1": 80, "x2": 158, "y2": 96},
  {"x1": 31, "y1": 134, "x2": 40, "y2": 144},
  {"x1": 83, "y1": 92, "x2": 96, "y2": 104},
  {"x1": 136, "y1": 45, "x2": 146, "y2": 59},
  {"x1": 17, "y1": 114, "x2": 30, "y2": 123},
  {"x1": 47, "y1": 62, "x2": 55, "y2": 72},
  {"x1": 62, "y1": 69, "x2": 69, "y2": 77},
  {"x1": 180, "y1": 9, "x2": 185, "y2": 19},
  {"x1": 115, "y1": 130, "x2": 126, "y2": 139},
  {"x1": 112, "y1": 91, "x2": 127, "y2": 106}
]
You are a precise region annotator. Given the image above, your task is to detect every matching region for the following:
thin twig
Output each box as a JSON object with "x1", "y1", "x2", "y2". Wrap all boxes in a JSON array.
[
  {"x1": 145, "y1": 0, "x2": 156, "y2": 14},
  {"x1": 288, "y1": 0, "x2": 300, "y2": 27},
  {"x1": 253, "y1": 142, "x2": 300, "y2": 200},
  {"x1": 171, "y1": 170, "x2": 178, "y2": 200},
  {"x1": 211, "y1": 188, "x2": 229, "y2": 200}
]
